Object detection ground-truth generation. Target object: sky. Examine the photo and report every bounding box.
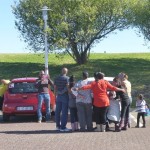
[0,0,150,54]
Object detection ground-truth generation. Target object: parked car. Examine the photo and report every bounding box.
[2,77,55,122]
[87,77,114,83]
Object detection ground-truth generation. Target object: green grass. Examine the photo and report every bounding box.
[0,53,150,106]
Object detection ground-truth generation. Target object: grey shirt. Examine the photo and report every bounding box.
[74,79,92,104]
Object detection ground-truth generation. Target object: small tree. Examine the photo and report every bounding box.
[13,0,136,64]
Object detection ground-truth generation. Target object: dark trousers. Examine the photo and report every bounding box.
[121,102,130,119]
[137,112,146,126]
[119,101,130,128]
[94,106,108,125]
[70,107,78,123]
[76,102,93,131]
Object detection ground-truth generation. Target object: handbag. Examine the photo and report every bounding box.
[145,108,150,116]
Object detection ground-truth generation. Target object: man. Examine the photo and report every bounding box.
[54,67,70,132]
[36,70,54,123]
[74,71,93,132]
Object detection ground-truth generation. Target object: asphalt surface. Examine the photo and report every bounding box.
[0,110,150,150]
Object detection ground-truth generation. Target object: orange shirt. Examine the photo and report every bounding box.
[81,79,117,107]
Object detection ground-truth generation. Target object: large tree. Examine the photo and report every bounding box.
[13,0,137,64]
[129,0,150,41]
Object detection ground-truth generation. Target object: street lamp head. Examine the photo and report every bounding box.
[41,6,50,21]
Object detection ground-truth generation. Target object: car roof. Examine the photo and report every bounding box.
[11,77,38,83]
[87,77,114,82]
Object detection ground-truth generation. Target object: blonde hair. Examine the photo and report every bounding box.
[118,72,128,80]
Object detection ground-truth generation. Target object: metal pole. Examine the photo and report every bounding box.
[42,6,50,75]
[44,18,48,75]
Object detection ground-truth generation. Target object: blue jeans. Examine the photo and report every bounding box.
[37,93,51,121]
[55,94,69,129]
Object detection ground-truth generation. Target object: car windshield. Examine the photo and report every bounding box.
[9,82,38,94]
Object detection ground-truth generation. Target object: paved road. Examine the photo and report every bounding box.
[0,110,150,150]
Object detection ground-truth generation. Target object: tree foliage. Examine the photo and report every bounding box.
[13,0,137,64]
[129,0,150,41]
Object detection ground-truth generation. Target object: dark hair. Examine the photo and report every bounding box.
[139,94,144,100]
[69,75,75,88]
[82,71,89,79]
[113,77,118,82]
[94,72,98,81]
[97,72,105,79]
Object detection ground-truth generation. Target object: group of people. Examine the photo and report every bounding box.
[73,71,131,132]
[36,67,134,132]
[0,67,148,132]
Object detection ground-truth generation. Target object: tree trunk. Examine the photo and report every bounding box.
[70,41,89,65]
[75,52,88,65]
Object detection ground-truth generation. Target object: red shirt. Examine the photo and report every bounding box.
[81,79,117,107]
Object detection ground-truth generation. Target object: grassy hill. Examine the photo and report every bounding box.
[0,53,150,106]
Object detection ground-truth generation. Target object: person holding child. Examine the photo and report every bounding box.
[115,74,130,131]
[36,70,54,123]
[118,72,132,128]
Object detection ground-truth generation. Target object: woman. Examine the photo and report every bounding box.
[75,72,125,132]
[68,75,78,131]
[117,72,131,130]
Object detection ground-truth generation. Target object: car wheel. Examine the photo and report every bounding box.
[3,113,10,122]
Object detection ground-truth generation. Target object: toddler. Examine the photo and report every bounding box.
[135,94,146,128]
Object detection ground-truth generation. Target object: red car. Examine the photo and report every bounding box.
[2,77,55,122]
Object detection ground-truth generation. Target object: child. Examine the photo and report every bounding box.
[68,75,78,131]
[135,94,146,128]
[107,91,121,131]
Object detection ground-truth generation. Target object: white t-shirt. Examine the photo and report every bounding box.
[136,99,146,113]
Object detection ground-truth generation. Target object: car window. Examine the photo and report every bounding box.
[9,82,38,94]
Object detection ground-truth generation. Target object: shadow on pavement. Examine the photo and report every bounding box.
[0,130,72,135]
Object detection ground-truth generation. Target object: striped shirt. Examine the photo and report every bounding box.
[54,75,69,95]
[136,99,146,113]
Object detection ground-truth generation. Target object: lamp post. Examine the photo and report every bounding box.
[41,6,50,75]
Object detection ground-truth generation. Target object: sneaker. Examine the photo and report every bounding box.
[121,127,127,131]
[38,120,41,123]
[135,125,139,128]
[60,128,71,132]
[115,128,121,132]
